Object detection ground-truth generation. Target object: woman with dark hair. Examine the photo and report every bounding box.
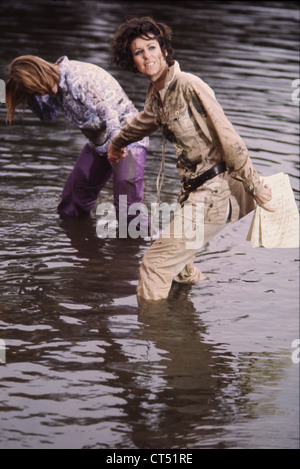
[111,16,174,73]
[6,55,148,219]
[108,17,273,301]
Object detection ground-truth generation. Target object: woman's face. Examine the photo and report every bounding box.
[130,36,168,83]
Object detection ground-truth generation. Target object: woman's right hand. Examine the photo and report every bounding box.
[108,143,126,165]
[253,184,275,212]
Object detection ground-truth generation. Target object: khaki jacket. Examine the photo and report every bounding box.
[112,61,264,223]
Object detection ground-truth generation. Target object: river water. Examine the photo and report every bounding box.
[0,0,299,450]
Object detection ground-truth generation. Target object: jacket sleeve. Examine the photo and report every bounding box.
[111,94,160,149]
[72,80,122,145]
[186,78,264,196]
[27,94,60,121]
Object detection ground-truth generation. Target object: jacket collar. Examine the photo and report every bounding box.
[55,55,69,91]
[164,60,181,89]
[149,61,181,99]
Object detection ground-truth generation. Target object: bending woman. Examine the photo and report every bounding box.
[108,17,273,300]
[6,55,148,219]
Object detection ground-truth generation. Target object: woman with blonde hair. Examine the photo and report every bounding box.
[6,55,148,219]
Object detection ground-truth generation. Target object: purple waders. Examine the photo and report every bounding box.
[57,143,147,221]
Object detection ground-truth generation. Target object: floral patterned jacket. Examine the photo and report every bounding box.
[28,56,148,154]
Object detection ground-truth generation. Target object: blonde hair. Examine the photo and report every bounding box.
[6,55,59,124]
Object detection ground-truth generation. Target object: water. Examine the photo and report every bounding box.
[0,0,299,449]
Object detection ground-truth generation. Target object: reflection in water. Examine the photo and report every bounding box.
[0,0,299,449]
[133,297,231,449]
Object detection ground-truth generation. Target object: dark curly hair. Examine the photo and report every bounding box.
[111,17,174,73]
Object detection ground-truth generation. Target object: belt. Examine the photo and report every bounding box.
[182,161,227,193]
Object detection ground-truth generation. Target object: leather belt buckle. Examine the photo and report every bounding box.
[183,181,192,193]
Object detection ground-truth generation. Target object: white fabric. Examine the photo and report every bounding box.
[247,173,299,248]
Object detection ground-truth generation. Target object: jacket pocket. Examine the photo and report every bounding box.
[170,108,195,137]
[169,108,209,163]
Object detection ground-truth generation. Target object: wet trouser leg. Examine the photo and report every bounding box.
[58,143,147,219]
[137,202,230,301]
[112,144,147,222]
[58,144,112,218]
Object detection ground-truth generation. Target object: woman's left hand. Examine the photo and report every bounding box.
[253,184,275,212]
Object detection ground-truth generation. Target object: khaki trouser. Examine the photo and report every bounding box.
[137,201,229,300]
